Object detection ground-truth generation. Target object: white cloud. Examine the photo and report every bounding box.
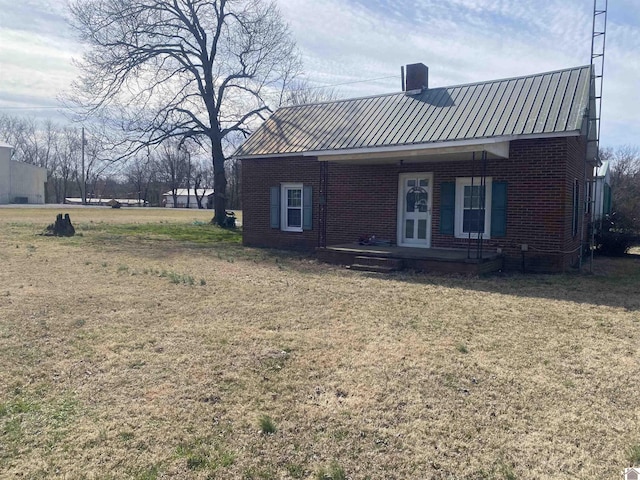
[0,0,637,147]
[277,0,639,147]
[0,0,80,110]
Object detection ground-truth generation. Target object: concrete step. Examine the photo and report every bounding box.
[353,256,404,269]
[348,264,398,273]
[348,256,404,273]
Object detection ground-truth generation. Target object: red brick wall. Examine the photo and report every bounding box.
[242,156,320,250]
[562,136,592,270]
[241,137,592,272]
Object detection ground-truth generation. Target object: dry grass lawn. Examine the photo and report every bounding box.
[0,207,639,479]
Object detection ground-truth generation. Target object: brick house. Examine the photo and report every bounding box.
[234,64,598,273]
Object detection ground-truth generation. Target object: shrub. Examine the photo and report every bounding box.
[594,212,639,256]
[595,231,636,256]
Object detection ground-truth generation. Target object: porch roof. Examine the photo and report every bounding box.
[233,65,593,160]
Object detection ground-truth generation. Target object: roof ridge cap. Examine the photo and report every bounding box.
[277,91,403,110]
[435,65,591,91]
[275,65,590,110]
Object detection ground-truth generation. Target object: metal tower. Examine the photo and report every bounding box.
[583,0,608,271]
[590,0,608,152]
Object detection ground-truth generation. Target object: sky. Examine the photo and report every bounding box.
[0,0,638,148]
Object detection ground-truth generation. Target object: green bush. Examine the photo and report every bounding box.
[594,212,639,256]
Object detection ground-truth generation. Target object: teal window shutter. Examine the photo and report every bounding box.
[491,181,507,237]
[440,182,455,235]
[303,185,313,230]
[604,183,612,215]
[270,186,280,229]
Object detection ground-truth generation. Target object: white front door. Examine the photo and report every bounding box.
[398,173,433,247]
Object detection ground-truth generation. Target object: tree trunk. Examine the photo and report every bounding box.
[54,178,62,203]
[211,136,227,226]
[62,177,68,203]
[185,155,192,209]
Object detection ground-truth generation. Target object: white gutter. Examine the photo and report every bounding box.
[233,130,581,160]
[314,140,510,162]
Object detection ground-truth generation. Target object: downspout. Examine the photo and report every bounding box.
[318,159,329,249]
[478,150,487,261]
[581,68,598,273]
[467,152,475,259]
[579,110,588,272]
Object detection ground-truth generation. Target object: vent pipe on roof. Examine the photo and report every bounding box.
[404,63,428,95]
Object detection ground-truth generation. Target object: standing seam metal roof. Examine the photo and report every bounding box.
[234,65,592,158]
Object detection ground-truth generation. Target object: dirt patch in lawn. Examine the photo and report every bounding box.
[0,207,638,479]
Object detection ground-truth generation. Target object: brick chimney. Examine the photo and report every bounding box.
[404,63,428,94]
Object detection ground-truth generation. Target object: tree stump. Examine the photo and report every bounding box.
[45,213,76,237]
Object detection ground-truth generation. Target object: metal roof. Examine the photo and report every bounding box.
[595,160,610,177]
[234,65,592,158]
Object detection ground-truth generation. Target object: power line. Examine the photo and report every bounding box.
[0,105,70,110]
[297,75,398,91]
[0,74,401,110]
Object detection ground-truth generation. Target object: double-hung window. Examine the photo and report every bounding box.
[455,177,492,239]
[270,184,312,231]
[281,183,303,232]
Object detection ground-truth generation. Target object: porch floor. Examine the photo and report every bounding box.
[317,243,503,274]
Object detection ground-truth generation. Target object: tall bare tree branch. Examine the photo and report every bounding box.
[68,0,301,224]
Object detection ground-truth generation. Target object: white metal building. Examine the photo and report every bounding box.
[593,161,612,221]
[162,188,214,208]
[0,143,47,204]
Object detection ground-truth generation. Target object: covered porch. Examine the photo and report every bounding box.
[317,243,504,275]
[313,139,507,275]
[316,140,509,248]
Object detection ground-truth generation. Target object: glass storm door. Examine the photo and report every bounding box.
[398,173,432,247]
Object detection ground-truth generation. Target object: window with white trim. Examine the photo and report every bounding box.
[281,183,303,232]
[455,177,492,239]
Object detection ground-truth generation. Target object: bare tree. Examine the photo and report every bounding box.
[156,141,189,208]
[601,145,640,230]
[125,153,156,205]
[281,78,340,106]
[55,128,82,203]
[69,0,301,225]
[191,158,212,209]
[0,115,60,201]
[0,115,31,162]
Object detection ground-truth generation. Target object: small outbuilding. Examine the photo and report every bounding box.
[162,188,214,208]
[0,143,47,204]
[593,161,612,222]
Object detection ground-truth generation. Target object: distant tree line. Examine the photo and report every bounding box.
[2,0,343,215]
[0,113,242,208]
[601,145,640,232]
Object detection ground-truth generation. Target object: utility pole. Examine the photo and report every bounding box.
[81,127,86,205]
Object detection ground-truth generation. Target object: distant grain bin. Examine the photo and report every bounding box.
[0,143,47,204]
